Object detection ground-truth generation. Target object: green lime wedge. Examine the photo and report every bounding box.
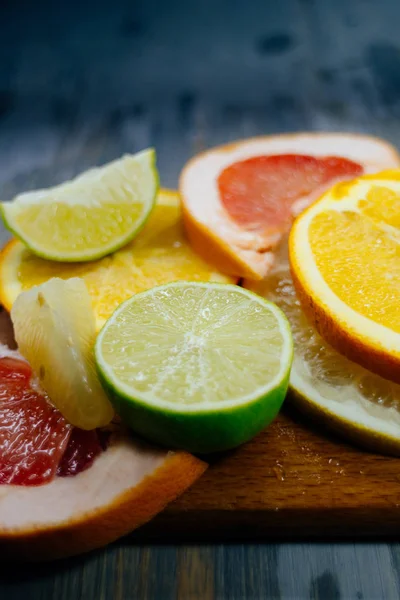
[95,281,293,453]
[1,149,159,262]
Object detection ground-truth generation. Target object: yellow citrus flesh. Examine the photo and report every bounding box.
[289,170,400,382]
[0,190,235,330]
[245,240,400,455]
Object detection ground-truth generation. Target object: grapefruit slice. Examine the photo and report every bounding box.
[0,310,206,561]
[180,133,400,279]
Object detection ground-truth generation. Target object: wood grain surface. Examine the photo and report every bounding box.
[2,0,400,597]
[142,405,400,541]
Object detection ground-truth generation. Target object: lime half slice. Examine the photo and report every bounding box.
[1,149,158,262]
[95,281,293,453]
[11,277,114,430]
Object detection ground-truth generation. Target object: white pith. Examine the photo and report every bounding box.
[0,431,167,529]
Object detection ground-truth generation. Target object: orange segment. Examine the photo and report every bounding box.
[359,186,400,228]
[0,190,235,330]
[289,171,400,383]
[309,209,400,333]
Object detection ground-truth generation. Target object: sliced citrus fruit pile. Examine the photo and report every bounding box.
[290,170,400,383]
[0,190,235,330]
[95,281,293,453]
[246,240,400,454]
[11,277,114,429]
[1,149,158,262]
[180,133,400,279]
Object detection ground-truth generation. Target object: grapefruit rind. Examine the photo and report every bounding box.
[0,443,206,561]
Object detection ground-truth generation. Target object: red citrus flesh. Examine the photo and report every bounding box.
[57,428,109,477]
[0,357,72,485]
[218,154,363,233]
[0,356,106,486]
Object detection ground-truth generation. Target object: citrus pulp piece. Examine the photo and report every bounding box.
[95,281,293,453]
[0,353,72,485]
[245,240,400,455]
[1,149,158,262]
[10,277,114,430]
[180,133,400,279]
[290,170,400,383]
[0,190,235,331]
[0,349,105,485]
[0,310,206,561]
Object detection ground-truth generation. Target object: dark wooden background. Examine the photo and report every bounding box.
[1,0,400,597]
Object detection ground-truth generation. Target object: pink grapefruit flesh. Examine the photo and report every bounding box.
[218,154,363,235]
[0,356,72,486]
[0,352,112,486]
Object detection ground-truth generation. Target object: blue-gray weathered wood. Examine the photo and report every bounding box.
[1,0,400,597]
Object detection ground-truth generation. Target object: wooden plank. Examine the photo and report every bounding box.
[130,406,400,540]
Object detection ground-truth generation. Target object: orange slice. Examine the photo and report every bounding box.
[180,133,400,280]
[290,170,400,383]
[0,189,235,331]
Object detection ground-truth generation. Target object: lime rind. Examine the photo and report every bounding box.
[98,366,290,453]
[1,149,159,263]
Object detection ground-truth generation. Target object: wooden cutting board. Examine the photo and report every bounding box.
[137,404,400,540]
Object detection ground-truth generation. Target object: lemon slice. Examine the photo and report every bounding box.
[11,277,114,430]
[0,190,234,331]
[95,282,293,453]
[1,149,158,262]
[245,241,400,454]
